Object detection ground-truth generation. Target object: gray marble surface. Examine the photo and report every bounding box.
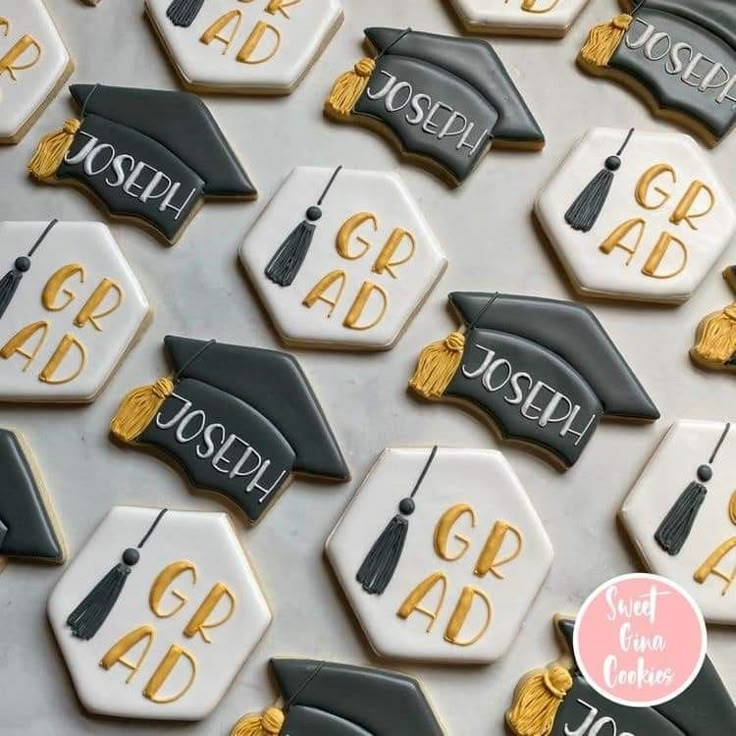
[1,0,735,734]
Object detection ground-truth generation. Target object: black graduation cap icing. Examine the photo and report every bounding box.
[230,659,445,736]
[325,28,544,185]
[579,0,736,145]
[409,292,659,467]
[507,615,736,736]
[110,337,349,524]
[0,429,64,563]
[28,84,257,243]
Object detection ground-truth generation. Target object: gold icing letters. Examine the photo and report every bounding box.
[0,17,42,83]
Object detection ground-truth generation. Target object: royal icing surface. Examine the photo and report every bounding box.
[0,221,149,403]
[536,128,736,303]
[0,0,72,143]
[48,506,272,720]
[621,420,736,625]
[448,0,590,37]
[146,0,343,94]
[326,448,553,664]
[240,167,447,350]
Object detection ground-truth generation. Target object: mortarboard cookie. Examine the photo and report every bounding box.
[324,27,544,186]
[0,0,74,145]
[109,336,350,524]
[507,615,736,736]
[536,127,736,304]
[326,447,553,664]
[409,292,659,468]
[0,428,64,569]
[691,266,736,372]
[230,658,446,735]
[239,166,447,350]
[0,220,149,403]
[27,84,257,244]
[578,0,736,146]
[48,506,272,720]
[145,0,343,95]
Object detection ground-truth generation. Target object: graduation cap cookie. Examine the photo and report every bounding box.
[230,659,445,735]
[0,428,64,567]
[110,336,349,524]
[578,1,736,146]
[507,615,736,736]
[27,84,257,244]
[325,28,544,185]
[409,292,659,468]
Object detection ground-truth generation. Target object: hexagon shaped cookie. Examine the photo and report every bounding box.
[48,506,272,720]
[0,0,73,143]
[0,221,149,402]
[448,0,591,37]
[145,0,342,94]
[240,167,447,350]
[326,447,553,664]
[536,128,736,304]
[621,420,736,626]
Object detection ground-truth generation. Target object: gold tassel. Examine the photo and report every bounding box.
[110,377,175,444]
[694,306,736,365]
[579,14,632,68]
[506,666,573,736]
[409,331,465,400]
[28,118,81,180]
[230,708,285,736]
[325,58,376,118]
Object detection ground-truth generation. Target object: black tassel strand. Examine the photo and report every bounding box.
[655,423,730,556]
[67,509,168,640]
[0,219,58,320]
[166,0,205,27]
[265,165,343,287]
[357,446,439,595]
[565,128,635,233]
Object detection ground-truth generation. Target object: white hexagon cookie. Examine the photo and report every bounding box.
[536,128,736,304]
[145,0,342,94]
[48,506,272,720]
[448,0,590,37]
[326,447,553,664]
[0,221,149,402]
[240,167,447,350]
[0,0,73,144]
[621,420,736,626]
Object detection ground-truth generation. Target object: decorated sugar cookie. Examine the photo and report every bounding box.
[325,28,544,186]
[326,447,553,664]
[110,336,349,524]
[620,420,736,625]
[146,0,343,94]
[48,506,272,720]
[507,615,736,736]
[0,221,149,403]
[691,266,736,371]
[578,1,736,146]
[448,0,591,38]
[0,428,64,568]
[240,166,447,350]
[409,292,659,468]
[28,84,257,244]
[0,0,73,144]
[536,128,736,304]
[230,658,445,735]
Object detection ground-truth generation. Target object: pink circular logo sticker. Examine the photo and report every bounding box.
[574,573,707,707]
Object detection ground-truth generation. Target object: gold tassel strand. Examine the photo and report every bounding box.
[110,377,175,444]
[230,708,285,736]
[579,14,632,68]
[506,666,573,736]
[694,306,736,365]
[28,119,81,180]
[325,58,376,118]
[409,331,465,400]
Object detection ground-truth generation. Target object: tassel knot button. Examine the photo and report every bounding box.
[398,498,416,516]
[122,548,140,566]
[697,465,713,482]
[14,257,31,272]
[605,155,621,171]
[306,206,322,222]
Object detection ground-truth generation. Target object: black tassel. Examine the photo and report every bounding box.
[565,128,634,233]
[0,262,28,319]
[166,0,205,27]
[264,215,318,287]
[654,481,707,556]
